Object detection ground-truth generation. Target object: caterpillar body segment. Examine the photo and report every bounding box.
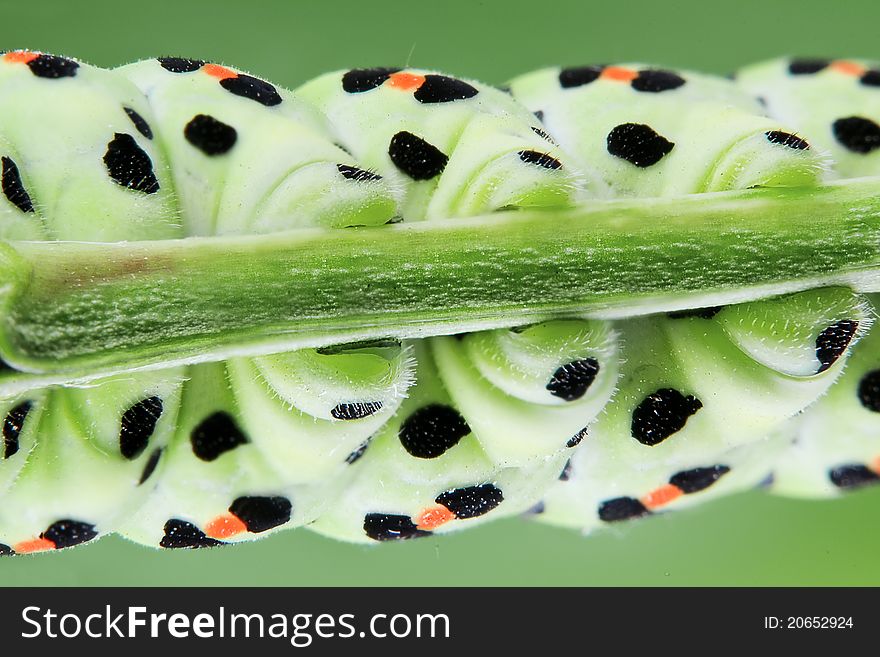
[536,431,792,531]
[0,52,179,242]
[508,63,827,198]
[530,293,869,531]
[309,340,582,542]
[0,371,184,553]
[737,58,880,179]
[768,308,880,498]
[115,361,335,548]
[297,68,581,219]
[118,59,397,234]
[431,322,619,465]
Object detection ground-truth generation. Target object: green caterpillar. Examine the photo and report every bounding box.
[0,51,875,555]
[516,59,880,528]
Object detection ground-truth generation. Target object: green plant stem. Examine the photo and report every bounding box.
[2,178,880,392]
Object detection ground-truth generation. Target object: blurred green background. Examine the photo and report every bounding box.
[2,0,880,586]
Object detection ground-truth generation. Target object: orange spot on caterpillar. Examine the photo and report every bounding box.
[203,63,237,80]
[640,484,683,509]
[3,50,39,65]
[387,72,426,91]
[13,537,55,554]
[205,514,247,539]
[601,66,638,82]
[415,505,456,530]
[831,60,866,76]
[869,456,880,475]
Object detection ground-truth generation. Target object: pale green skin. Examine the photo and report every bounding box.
[0,54,877,552]
[0,58,183,547]
[508,64,826,198]
[297,69,577,219]
[536,293,868,530]
[311,338,603,541]
[737,58,880,179]
[0,56,609,550]
[768,309,880,498]
[508,64,872,530]
[734,59,880,498]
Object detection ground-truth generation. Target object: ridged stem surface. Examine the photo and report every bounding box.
[1,178,880,392]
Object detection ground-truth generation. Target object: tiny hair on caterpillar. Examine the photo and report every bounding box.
[0,50,878,555]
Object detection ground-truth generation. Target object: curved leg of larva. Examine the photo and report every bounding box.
[308,340,570,543]
[736,57,880,179]
[227,342,414,485]
[421,113,576,219]
[768,298,880,498]
[430,320,618,466]
[117,362,314,548]
[297,68,582,222]
[664,288,870,449]
[529,288,869,531]
[0,371,183,555]
[116,59,396,236]
[0,52,179,241]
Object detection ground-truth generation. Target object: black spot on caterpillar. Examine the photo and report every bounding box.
[219,74,282,107]
[546,359,600,401]
[669,465,730,493]
[119,396,163,460]
[436,484,504,519]
[336,164,383,182]
[788,58,830,75]
[829,465,880,490]
[518,150,563,170]
[190,412,249,462]
[124,107,154,140]
[41,520,98,549]
[184,114,238,156]
[558,66,603,88]
[413,75,478,103]
[388,131,449,180]
[815,320,858,372]
[228,496,292,533]
[25,53,78,78]
[3,401,32,459]
[598,497,650,522]
[765,130,810,150]
[1,157,35,213]
[832,117,880,154]
[363,513,431,541]
[103,133,160,194]
[631,69,686,93]
[857,369,880,412]
[342,67,402,93]
[137,448,163,485]
[398,404,471,459]
[160,519,226,549]
[606,123,675,167]
[158,57,205,73]
[631,389,703,446]
[331,401,384,420]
